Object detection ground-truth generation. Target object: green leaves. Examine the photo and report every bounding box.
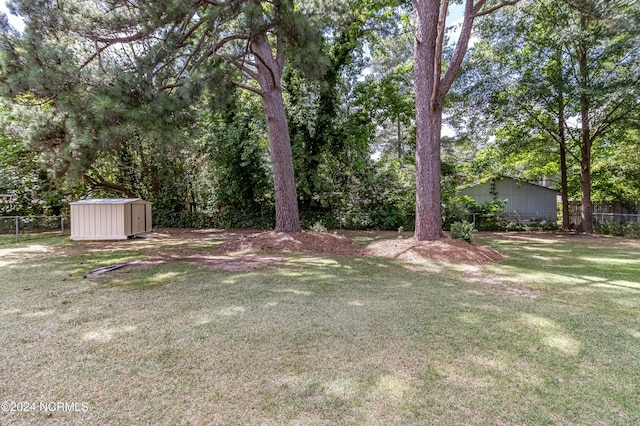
[459,0,640,205]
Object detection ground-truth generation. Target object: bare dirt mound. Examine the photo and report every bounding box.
[222,231,362,256]
[363,236,505,263]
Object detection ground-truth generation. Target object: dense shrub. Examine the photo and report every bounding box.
[300,211,340,231]
[597,221,640,238]
[505,221,525,231]
[368,206,408,230]
[624,222,640,238]
[596,221,625,236]
[450,221,474,243]
[443,196,508,231]
[339,208,415,231]
[308,221,328,232]
[442,196,474,230]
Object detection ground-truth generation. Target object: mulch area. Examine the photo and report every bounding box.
[220,231,362,256]
[202,229,504,264]
[362,236,505,263]
[196,230,505,264]
[68,228,509,276]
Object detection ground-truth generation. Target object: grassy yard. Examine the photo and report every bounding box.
[1,231,639,425]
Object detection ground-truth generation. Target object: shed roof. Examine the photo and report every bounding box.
[70,198,147,205]
[460,177,559,193]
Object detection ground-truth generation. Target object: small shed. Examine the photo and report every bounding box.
[459,177,559,221]
[70,198,152,241]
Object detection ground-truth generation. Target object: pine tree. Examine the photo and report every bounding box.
[2,0,326,232]
[411,0,519,240]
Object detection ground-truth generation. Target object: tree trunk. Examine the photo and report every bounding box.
[411,0,517,240]
[251,29,301,232]
[556,48,570,230]
[578,15,593,234]
[413,2,443,241]
[580,123,593,233]
[414,106,443,241]
[261,88,301,232]
[397,116,403,159]
[559,138,570,229]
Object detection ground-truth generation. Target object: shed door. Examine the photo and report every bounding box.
[131,203,146,234]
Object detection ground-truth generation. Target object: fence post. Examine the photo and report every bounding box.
[61,215,64,235]
[15,216,19,242]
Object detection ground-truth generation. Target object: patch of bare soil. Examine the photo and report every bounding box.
[221,231,362,256]
[57,228,260,256]
[60,228,285,273]
[363,236,505,264]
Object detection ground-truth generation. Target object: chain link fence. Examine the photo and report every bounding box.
[0,216,70,243]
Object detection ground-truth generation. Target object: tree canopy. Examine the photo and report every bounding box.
[1,0,639,236]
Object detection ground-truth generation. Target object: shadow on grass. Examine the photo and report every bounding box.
[476,233,640,293]
[1,233,640,424]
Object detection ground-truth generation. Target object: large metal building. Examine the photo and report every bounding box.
[459,177,559,221]
[70,198,152,241]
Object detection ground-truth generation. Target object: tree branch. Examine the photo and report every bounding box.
[156,82,185,93]
[276,33,285,73]
[88,28,154,44]
[563,126,583,162]
[524,108,560,145]
[431,0,449,110]
[229,58,259,80]
[84,174,137,198]
[79,43,111,71]
[250,38,278,89]
[231,80,264,96]
[177,18,207,48]
[213,34,250,54]
[439,0,477,104]
[473,0,520,18]
[176,19,217,78]
[591,97,639,140]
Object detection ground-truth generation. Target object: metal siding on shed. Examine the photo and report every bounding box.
[95,204,100,236]
[131,203,144,234]
[115,204,124,236]
[70,204,79,239]
[124,203,132,236]
[145,202,152,232]
[80,204,88,238]
[459,178,558,219]
[459,182,493,203]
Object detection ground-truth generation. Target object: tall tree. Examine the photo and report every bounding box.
[411,0,519,241]
[206,90,274,227]
[285,0,405,218]
[2,0,326,232]
[462,0,640,232]
[458,2,575,228]
[569,1,640,232]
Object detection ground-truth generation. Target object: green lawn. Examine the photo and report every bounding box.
[1,232,639,425]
